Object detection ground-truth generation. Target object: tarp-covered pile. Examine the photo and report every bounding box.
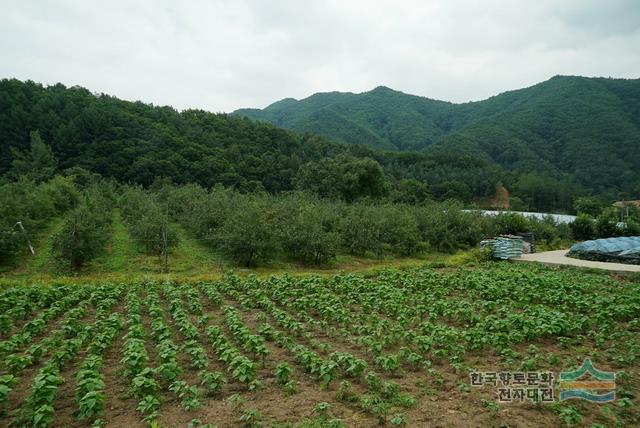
[480,236,524,259]
[567,236,640,265]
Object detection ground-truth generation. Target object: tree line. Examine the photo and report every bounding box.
[0,78,603,212]
[1,130,636,271]
[1,175,611,271]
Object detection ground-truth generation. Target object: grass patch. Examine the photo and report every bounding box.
[27,217,65,273]
[157,223,223,274]
[90,209,136,272]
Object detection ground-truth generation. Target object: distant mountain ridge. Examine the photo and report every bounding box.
[234,76,640,193]
[1,76,638,207]
[235,85,457,151]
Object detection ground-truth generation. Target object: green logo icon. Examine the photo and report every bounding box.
[558,359,615,403]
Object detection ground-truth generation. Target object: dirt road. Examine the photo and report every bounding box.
[515,249,640,272]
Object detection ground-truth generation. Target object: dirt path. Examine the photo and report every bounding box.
[515,249,640,272]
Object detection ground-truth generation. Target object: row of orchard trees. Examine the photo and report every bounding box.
[0,129,628,270]
[119,187,178,257]
[0,175,118,270]
[51,185,180,270]
[0,179,178,271]
[2,178,582,271]
[166,185,575,267]
[0,176,79,264]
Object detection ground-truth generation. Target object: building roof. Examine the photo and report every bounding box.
[613,200,640,208]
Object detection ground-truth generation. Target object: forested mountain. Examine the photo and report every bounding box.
[235,76,640,195]
[236,86,455,151]
[0,77,636,213]
[0,79,345,192]
[0,79,507,206]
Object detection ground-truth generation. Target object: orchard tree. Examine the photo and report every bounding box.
[218,196,280,267]
[51,193,111,270]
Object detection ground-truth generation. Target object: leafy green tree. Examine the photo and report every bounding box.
[515,173,579,213]
[494,213,529,234]
[63,166,103,189]
[119,186,179,256]
[595,208,622,238]
[570,214,596,241]
[51,189,111,270]
[377,204,423,256]
[416,201,484,252]
[168,184,235,243]
[0,177,78,263]
[430,180,471,203]
[390,179,431,204]
[218,196,280,267]
[339,204,385,257]
[573,197,605,217]
[276,195,340,265]
[41,176,80,213]
[10,131,57,182]
[295,156,387,202]
[508,196,526,211]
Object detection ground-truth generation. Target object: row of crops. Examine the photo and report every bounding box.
[0,264,638,426]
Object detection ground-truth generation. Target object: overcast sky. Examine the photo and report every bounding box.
[1,0,639,112]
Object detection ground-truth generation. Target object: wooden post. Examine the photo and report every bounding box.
[162,204,169,272]
[162,221,168,272]
[16,221,35,255]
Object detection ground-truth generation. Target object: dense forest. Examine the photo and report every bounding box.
[236,75,640,197]
[1,78,624,212]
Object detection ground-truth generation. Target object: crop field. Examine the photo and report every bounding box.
[0,264,638,427]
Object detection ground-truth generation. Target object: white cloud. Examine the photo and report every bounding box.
[0,0,638,111]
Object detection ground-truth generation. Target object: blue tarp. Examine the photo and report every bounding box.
[568,236,640,264]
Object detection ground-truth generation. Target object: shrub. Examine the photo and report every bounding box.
[570,214,596,241]
[417,201,483,252]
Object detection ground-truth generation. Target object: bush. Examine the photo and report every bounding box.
[570,214,596,241]
[162,185,575,265]
[527,217,560,243]
[377,204,423,256]
[595,208,622,238]
[417,201,483,252]
[494,213,529,234]
[339,204,385,257]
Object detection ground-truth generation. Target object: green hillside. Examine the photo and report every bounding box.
[235,76,640,194]
[236,86,457,151]
[2,77,638,212]
[0,79,519,206]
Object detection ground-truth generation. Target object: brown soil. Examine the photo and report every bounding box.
[1,282,636,428]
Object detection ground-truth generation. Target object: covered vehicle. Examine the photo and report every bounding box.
[567,236,640,264]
